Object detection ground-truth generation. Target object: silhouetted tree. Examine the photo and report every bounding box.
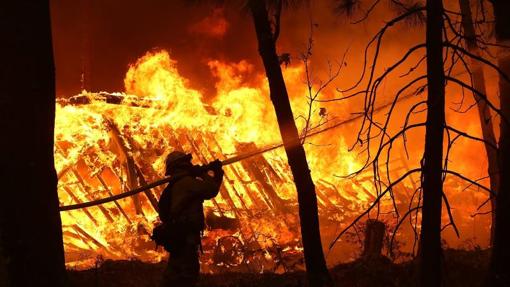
[331,0,504,286]
[247,1,332,286]
[488,0,510,285]
[458,0,499,244]
[0,1,68,286]
[331,2,447,285]
[419,0,446,285]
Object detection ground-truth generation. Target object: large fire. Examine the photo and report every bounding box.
[55,50,491,272]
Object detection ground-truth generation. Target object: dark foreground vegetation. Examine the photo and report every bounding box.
[68,248,489,287]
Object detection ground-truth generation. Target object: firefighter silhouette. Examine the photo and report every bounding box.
[155,151,224,287]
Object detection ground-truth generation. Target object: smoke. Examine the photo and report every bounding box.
[51,0,255,97]
[188,8,230,38]
[50,0,424,100]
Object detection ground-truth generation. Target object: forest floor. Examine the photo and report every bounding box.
[67,248,490,287]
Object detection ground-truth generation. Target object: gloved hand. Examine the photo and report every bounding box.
[209,159,223,171]
[210,159,224,182]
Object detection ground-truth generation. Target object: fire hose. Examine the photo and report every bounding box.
[59,146,279,211]
[59,92,416,212]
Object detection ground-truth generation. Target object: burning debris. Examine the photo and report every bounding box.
[54,50,488,274]
[54,50,396,271]
[56,91,379,271]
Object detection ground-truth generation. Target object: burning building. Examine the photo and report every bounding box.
[55,49,491,272]
[55,50,386,270]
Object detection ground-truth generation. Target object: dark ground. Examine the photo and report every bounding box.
[67,248,490,287]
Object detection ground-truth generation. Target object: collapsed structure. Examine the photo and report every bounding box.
[55,50,489,272]
[55,90,397,272]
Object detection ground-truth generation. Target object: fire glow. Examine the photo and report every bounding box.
[55,50,491,271]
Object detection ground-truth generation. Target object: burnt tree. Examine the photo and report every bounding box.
[458,0,499,244]
[0,1,68,286]
[489,0,510,285]
[330,0,505,286]
[420,0,446,286]
[362,220,386,261]
[248,1,332,286]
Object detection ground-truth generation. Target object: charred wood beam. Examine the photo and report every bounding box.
[55,145,90,217]
[62,230,85,243]
[205,212,240,231]
[236,142,285,187]
[124,159,144,215]
[236,143,288,212]
[71,225,106,250]
[314,185,336,209]
[210,198,226,217]
[67,211,128,258]
[166,129,186,152]
[317,180,346,206]
[57,165,72,180]
[351,179,377,202]
[71,224,118,257]
[317,179,356,212]
[262,158,285,185]
[231,155,296,233]
[62,228,96,251]
[241,159,287,212]
[62,186,98,226]
[252,181,278,211]
[104,118,145,215]
[70,168,115,223]
[58,92,216,114]
[236,142,288,210]
[228,165,268,210]
[123,133,162,209]
[222,176,252,216]
[273,159,294,183]
[134,165,160,212]
[57,92,156,108]
[313,189,327,210]
[96,173,132,224]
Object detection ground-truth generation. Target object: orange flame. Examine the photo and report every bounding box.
[55,49,491,270]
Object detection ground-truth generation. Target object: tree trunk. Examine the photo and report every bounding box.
[489,1,510,285]
[0,1,68,286]
[247,1,331,286]
[362,220,386,261]
[420,0,446,286]
[458,0,499,244]
[0,230,8,286]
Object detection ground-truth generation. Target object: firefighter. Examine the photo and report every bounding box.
[157,151,224,287]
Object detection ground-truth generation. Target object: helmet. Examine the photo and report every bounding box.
[165,151,192,174]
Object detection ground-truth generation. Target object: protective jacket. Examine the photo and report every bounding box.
[158,170,222,232]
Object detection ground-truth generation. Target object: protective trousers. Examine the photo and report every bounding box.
[160,233,200,287]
